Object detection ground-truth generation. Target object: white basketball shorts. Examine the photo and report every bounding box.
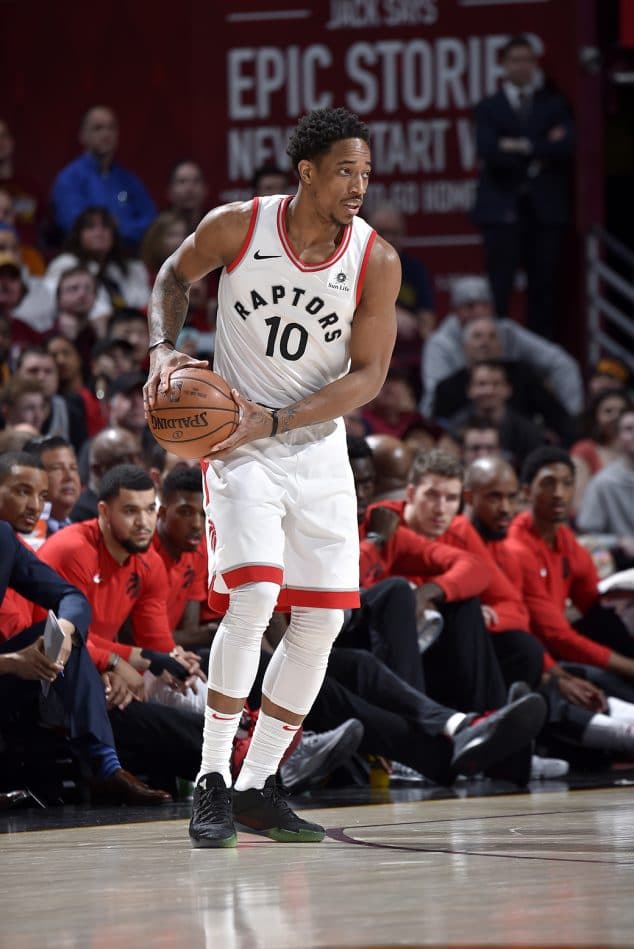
[201,419,360,613]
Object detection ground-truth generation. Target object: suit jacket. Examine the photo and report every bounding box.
[0,520,90,640]
[472,84,574,226]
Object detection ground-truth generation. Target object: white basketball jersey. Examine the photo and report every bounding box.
[214,195,376,407]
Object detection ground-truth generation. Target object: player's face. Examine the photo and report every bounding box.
[350,456,376,524]
[308,138,371,227]
[40,446,81,518]
[103,488,157,553]
[406,474,462,538]
[0,465,49,533]
[528,463,575,525]
[471,470,519,536]
[160,491,205,552]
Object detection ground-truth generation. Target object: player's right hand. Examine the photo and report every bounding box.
[143,345,209,416]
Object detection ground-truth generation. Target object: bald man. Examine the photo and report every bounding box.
[365,434,413,500]
[71,426,142,522]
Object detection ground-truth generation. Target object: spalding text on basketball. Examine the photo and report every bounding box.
[150,411,210,431]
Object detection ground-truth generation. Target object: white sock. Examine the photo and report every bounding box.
[443,712,467,737]
[196,705,242,787]
[234,711,300,791]
[607,696,634,724]
[582,714,634,754]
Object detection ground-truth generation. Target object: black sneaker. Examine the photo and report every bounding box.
[189,772,237,849]
[233,775,326,842]
[450,693,547,778]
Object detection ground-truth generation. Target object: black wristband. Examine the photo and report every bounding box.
[148,338,175,354]
[270,409,279,436]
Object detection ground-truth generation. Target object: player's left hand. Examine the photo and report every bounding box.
[205,389,276,459]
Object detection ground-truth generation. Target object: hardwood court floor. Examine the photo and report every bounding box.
[1,786,633,948]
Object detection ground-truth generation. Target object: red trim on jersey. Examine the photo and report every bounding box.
[222,564,284,589]
[276,195,352,272]
[226,198,260,273]
[200,459,210,507]
[355,230,376,307]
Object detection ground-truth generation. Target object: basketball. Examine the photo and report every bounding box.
[148,367,239,459]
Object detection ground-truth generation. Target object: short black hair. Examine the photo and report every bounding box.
[347,436,373,462]
[0,450,44,483]
[15,346,53,370]
[23,435,72,459]
[287,108,370,169]
[162,467,203,503]
[409,449,464,486]
[502,34,535,58]
[520,447,575,485]
[98,464,154,502]
[107,307,147,335]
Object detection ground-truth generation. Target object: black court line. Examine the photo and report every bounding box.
[326,800,634,865]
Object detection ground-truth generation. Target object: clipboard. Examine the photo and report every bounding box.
[41,610,65,697]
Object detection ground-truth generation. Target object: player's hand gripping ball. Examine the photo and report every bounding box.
[148,367,239,459]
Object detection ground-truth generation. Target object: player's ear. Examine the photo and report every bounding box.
[405,482,415,503]
[97,499,108,521]
[297,159,313,186]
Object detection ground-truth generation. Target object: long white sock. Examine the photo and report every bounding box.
[607,696,634,724]
[582,714,634,754]
[196,706,242,787]
[234,711,300,791]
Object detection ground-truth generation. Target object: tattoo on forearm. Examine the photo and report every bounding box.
[149,264,191,343]
[279,405,299,433]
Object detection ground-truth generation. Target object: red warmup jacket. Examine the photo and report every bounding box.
[505,511,610,668]
[38,520,175,672]
[360,500,491,600]
[151,533,208,631]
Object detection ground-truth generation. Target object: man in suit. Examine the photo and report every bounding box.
[472,35,575,338]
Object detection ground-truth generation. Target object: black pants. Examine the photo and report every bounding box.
[109,702,203,783]
[0,622,114,748]
[491,629,545,691]
[481,208,565,338]
[337,578,425,693]
[575,603,634,659]
[249,648,456,784]
[422,598,508,713]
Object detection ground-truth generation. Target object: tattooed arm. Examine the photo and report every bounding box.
[144,201,253,410]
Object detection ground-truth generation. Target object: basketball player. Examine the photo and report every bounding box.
[144,108,400,847]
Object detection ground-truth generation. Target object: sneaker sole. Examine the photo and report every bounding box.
[235,821,325,843]
[451,694,547,777]
[190,832,238,849]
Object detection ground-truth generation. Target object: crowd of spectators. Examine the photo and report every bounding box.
[1,50,634,810]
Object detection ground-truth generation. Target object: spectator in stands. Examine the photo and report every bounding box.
[367,204,435,396]
[0,312,10,387]
[365,434,413,501]
[448,360,546,469]
[0,119,44,247]
[46,335,104,438]
[50,106,156,249]
[362,369,434,440]
[71,426,142,523]
[0,196,45,275]
[571,388,632,515]
[45,208,150,336]
[421,275,583,418]
[577,407,634,568]
[0,245,56,343]
[104,371,147,441]
[106,308,150,371]
[23,435,81,534]
[459,418,503,466]
[15,347,87,452]
[252,164,291,197]
[433,314,576,444]
[140,210,189,282]
[471,35,574,338]
[587,357,632,399]
[52,266,99,362]
[0,376,49,434]
[90,338,135,403]
[507,447,634,698]
[166,160,209,232]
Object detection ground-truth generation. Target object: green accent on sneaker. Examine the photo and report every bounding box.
[264,826,325,843]
[191,831,238,849]
[233,775,326,843]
